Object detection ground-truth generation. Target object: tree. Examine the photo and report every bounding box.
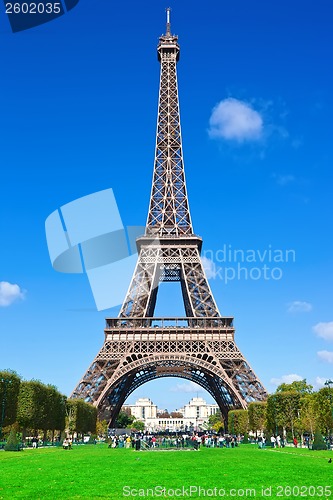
[4,428,20,452]
[228,410,248,435]
[17,380,47,433]
[276,379,313,395]
[52,391,67,436]
[299,394,317,439]
[85,404,97,435]
[115,411,135,429]
[130,420,145,432]
[158,411,170,418]
[96,419,108,438]
[267,382,311,438]
[41,385,66,442]
[0,370,21,433]
[248,402,267,436]
[266,392,301,438]
[208,411,224,433]
[66,399,78,436]
[65,399,97,438]
[312,429,327,451]
[242,433,249,444]
[266,395,278,434]
[170,412,183,418]
[314,387,333,435]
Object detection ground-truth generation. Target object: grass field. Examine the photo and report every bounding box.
[0,444,332,499]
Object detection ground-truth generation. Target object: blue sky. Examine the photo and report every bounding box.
[1,0,332,411]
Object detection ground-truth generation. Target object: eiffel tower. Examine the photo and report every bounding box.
[71,9,267,425]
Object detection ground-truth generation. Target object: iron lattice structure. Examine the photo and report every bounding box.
[71,11,267,425]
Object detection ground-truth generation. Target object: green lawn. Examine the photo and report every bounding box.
[0,444,332,499]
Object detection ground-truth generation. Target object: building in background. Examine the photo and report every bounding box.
[123,397,157,421]
[123,396,219,432]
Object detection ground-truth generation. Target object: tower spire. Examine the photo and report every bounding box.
[166,7,171,36]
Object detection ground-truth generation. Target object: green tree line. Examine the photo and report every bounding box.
[0,370,96,442]
[208,379,333,440]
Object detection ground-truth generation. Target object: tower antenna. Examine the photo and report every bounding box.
[166,7,171,35]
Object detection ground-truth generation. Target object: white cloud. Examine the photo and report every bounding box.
[170,381,203,394]
[208,98,263,142]
[317,351,333,364]
[270,374,303,386]
[0,281,25,307]
[201,256,217,279]
[313,376,328,389]
[313,322,333,341]
[287,301,312,313]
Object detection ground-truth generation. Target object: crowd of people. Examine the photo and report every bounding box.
[107,433,244,450]
[22,431,332,452]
